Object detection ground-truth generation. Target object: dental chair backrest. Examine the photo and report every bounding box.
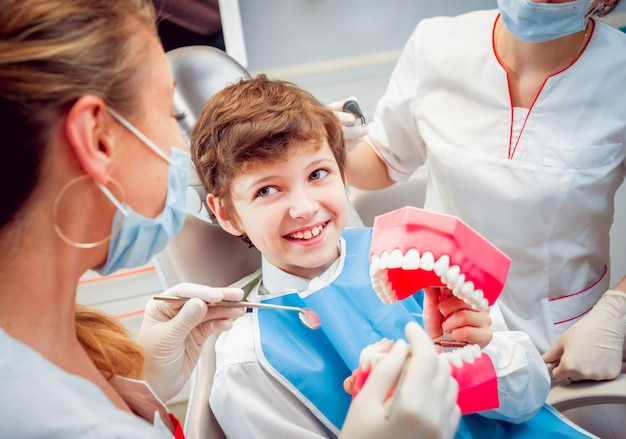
[155,45,260,291]
[154,45,364,439]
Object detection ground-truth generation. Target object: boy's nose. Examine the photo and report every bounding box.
[288,190,319,220]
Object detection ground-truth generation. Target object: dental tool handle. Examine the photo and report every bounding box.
[216,300,304,313]
[153,295,304,313]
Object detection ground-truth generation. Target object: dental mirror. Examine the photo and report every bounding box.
[154,296,321,330]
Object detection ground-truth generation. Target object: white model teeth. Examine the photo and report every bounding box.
[419,251,435,270]
[289,224,324,240]
[359,338,394,369]
[433,254,450,276]
[402,248,420,270]
[388,249,404,268]
[443,343,482,368]
[361,340,483,375]
[372,274,396,304]
[370,249,489,310]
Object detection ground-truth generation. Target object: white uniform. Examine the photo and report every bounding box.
[210,235,550,439]
[0,329,176,438]
[367,10,626,353]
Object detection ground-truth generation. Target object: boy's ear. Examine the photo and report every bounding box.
[64,95,115,185]
[207,194,244,237]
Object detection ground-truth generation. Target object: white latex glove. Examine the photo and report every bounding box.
[328,96,369,152]
[543,289,626,382]
[340,322,460,439]
[137,282,245,401]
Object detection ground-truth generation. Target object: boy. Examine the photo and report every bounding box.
[190,75,589,438]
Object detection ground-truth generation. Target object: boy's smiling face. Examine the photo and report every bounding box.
[210,138,348,280]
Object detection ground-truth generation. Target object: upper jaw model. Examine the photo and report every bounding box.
[370,206,511,311]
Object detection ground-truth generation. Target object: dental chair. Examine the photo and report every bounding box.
[156,44,625,439]
[153,45,260,439]
[153,45,362,439]
[351,169,626,439]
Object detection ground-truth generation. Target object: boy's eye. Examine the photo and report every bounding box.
[257,186,278,198]
[310,169,329,181]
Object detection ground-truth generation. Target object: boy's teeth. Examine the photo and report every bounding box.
[369,250,490,310]
[290,224,323,240]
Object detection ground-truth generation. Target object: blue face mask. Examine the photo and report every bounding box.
[95,108,190,276]
[498,0,594,43]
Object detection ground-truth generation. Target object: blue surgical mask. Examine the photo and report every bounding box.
[498,0,594,43]
[95,108,190,276]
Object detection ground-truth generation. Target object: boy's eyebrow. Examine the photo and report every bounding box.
[243,175,280,193]
[307,157,335,168]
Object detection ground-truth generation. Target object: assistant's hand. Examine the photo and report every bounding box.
[137,282,245,401]
[423,287,493,349]
[328,97,369,152]
[340,322,460,439]
[543,289,626,382]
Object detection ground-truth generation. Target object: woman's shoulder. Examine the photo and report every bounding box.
[594,19,626,49]
[0,340,160,438]
[408,9,498,61]
[416,8,498,34]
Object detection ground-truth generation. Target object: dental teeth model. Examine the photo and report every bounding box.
[351,337,499,415]
[369,206,511,311]
[360,207,509,413]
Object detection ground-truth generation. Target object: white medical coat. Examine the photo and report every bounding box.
[368,10,626,353]
[210,237,550,439]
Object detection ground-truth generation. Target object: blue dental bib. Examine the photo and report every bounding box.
[255,228,593,438]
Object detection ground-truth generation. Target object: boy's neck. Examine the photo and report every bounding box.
[261,242,343,295]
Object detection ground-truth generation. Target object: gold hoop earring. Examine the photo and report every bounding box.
[53,175,126,249]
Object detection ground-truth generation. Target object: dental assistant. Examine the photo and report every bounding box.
[343,0,626,383]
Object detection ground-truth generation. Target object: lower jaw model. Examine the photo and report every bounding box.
[356,206,512,414]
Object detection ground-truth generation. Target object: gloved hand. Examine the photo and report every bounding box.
[328,97,369,152]
[543,289,626,382]
[137,282,245,401]
[423,287,493,349]
[340,322,460,439]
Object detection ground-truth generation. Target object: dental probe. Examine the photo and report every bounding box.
[153,295,321,330]
[342,99,366,126]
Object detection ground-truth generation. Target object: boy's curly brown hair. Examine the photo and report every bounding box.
[191,74,346,227]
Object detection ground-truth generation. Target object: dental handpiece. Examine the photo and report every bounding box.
[342,100,366,126]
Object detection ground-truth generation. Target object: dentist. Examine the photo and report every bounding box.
[342,0,626,383]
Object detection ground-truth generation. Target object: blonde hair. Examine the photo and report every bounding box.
[0,0,157,228]
[75,305,144,380]
[0,0,158,379]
